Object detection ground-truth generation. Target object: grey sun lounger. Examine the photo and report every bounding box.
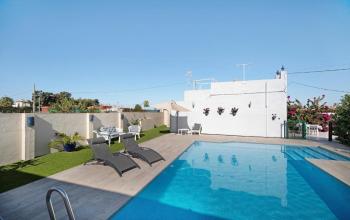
[88,137,140,176]
[121,134,165,166]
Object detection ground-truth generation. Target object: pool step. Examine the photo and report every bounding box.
[290,148,315,160]
[308,147,350,161]
[302,148,331,160]
[284,146,350,161]
[284,149,304,160]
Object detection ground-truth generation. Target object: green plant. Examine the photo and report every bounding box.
[288,95,334,131]
[143,100,150,108]
[129,119,140,125]
[334,94,350,145]
[134,104,142,112]
[48,132,82,150]
[0,96,14,107]
[50,97,76,113]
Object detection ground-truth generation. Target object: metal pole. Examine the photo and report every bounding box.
[236,63,251,81]
[302,121,306,139]
[176,111,179,131]
[38,95,41,113]
[32,84,36,113]
[328,121,333,142]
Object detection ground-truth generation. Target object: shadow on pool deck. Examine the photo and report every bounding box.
[0,173,131,220]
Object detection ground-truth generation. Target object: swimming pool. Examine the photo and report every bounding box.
[110,142,350,220]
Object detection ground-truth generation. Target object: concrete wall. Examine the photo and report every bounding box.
[35,113,122,157]
[34,113,88,156]
[93,113,121,130]
[171,71,287,137]
[122,112,165,131]
[0,114,22,165]
[0,112,163,165]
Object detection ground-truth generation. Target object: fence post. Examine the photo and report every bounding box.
[302,121,306,139]
[284,120,288,139]
[328,121,333,142]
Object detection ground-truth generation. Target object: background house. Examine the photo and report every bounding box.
[12,99,32,108]
[170,68,288,138]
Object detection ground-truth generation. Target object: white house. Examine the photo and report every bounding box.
[12,99,32,108]
[171,68,288,138]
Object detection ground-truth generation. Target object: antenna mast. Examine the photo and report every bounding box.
[32,84,36,113]
[236,63,252,81]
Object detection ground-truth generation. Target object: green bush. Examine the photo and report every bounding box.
[334,94,350,145]
[134,104,143,112]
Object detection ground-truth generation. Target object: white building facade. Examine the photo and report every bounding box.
[12,99,32,108]
[171,69,288,138]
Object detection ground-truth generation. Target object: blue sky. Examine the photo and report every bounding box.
[0,0,349,107]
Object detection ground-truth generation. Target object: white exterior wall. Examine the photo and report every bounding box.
[172,71,287,137]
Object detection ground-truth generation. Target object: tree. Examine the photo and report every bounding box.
[0,96,14,107]
[56,91,72,101]
[33,90,57,107]
[134,104,143,112]
[50,97,76,113]
[143,100,150,108]
[287,95,333,131]
[76,98,99,111]
[287,96,303,121]
[334,94,350,145]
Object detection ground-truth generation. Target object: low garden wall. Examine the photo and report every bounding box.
[0,114,23,165]
[0,112,165,166]
[122,112,165,131]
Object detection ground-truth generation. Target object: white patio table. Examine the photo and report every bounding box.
[93,129,125,146]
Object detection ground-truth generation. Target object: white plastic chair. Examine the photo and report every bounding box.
[128,125,141,140]
[189,123,202,135]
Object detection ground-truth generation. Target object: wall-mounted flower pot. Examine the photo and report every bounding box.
[217,107,224,115]
[203,108,210,116]
[230,108,239,116]
[63,143,76,152]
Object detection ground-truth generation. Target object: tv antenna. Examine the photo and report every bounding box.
[236,63,252,81]
[186,70,193,88]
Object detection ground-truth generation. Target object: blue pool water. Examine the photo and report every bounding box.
[110,142,350,220]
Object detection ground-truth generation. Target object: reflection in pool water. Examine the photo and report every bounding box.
[111,142,350,220]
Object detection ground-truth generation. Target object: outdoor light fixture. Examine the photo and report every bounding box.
[248,101,252,108]
[272,114,277,120]
[26,116,35,127]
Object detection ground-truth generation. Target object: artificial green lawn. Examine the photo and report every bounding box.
[0,125,169,193]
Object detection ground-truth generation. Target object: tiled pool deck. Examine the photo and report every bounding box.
[0,133,349,220]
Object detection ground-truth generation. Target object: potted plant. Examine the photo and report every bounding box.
[230,107,239,116]
[217,107,225,115]
[49,132,82,152]
[203,108,210,116]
